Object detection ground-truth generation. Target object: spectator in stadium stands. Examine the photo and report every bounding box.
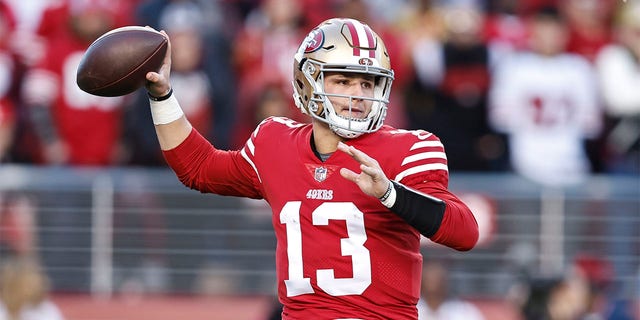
[136,0,235,38]
[111,173,170,294]
[19,0,133,165]
[17,0,133,293]
[405,1,508,171]
[394,0,447,94]
[135,0,237,151]
[520,255,637,320]
[0,257,65,320]
[232,83,297,147]
[2,0,52,69]
[594,4,640,308]
[520,273,589,320]
[125,1,232,165]
[560,0,614,63]
[572,254,636,320]
[0,2,17,162]
[558,0,614,173]
[488,5,602,186]
[2,0,59,163]
[595,0,640,174]
[230,0,308,148]
[417,260,485,320]
[483,0,528,58]
[0,192,37,257]
[0,3,39,263]
[297,0,337,30]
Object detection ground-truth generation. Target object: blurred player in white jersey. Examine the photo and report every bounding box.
[489,6,602,186]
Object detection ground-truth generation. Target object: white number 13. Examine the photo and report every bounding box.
[280,201,371,297]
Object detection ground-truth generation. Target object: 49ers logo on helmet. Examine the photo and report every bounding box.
[359,58,373,66]
[302,29,324,53]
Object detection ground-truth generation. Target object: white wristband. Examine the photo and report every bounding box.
[149,93,184,125]
[381,183,397,208]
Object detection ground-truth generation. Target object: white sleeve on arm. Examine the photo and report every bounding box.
[596,46,640,116]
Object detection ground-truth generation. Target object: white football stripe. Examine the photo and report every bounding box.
[246,137,255,155]
[252,124,261,137]
[353,22,371,52]
[410,140,444,151]
[394,163,448,181]
[240,147,262,182]
[401,152,447,166]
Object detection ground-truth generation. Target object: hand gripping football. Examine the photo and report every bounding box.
[76,26,168,97]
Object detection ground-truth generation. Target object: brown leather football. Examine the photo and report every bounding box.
[76,26,168,97]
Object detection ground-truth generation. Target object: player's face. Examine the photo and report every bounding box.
[323,72,375,119]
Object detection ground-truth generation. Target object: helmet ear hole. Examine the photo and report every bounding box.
[294,80,309,102]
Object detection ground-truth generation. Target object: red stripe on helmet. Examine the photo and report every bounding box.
[363,25,376,58]
[344,20,361,57]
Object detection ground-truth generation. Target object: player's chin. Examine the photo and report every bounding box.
[338,111,367,120]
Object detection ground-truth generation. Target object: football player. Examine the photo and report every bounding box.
[145,18,479,320]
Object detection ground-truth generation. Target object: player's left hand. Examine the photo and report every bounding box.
[337,141,391,199]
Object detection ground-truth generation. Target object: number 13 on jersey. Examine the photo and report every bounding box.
[280,201,372,297]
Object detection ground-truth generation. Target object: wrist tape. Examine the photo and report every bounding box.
[379,181,397,208]
[149,90,184,125]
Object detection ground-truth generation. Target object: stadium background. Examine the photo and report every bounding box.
[0,0,638,319]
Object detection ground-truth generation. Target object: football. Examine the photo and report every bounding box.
[76,26,168,97]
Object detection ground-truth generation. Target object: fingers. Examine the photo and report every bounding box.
[340,153,389,199]
[336,141,353,156]
[340,164,379,182]
[160,30,170,45]
[159,30,172,66]
[338,142,385,181]
[337,141,377,167]
[145,29,172,96]
[146,71,160,82]
[339,167,358,183]
[359,164,380,178]
[144,28,171,79]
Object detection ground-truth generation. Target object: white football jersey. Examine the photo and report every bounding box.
[489,52,602,186]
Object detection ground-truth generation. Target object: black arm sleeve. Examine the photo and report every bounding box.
[389,181,446,237]
[29,104,59,144]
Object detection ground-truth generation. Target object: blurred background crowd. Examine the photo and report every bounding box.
[0,0,637,177]
[0,0,638,319]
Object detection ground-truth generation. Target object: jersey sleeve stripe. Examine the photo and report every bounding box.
[401,152,447,166]
[246,137,256,155]
[394,163,449,181]
[410,140,444,150]
[240,147,262,182]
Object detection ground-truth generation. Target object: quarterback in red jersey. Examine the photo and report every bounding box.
[145,18,478,320]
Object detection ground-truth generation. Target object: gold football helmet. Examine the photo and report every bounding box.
[292,18,394,138]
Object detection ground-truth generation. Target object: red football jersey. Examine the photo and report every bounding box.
[164,117,478,319]
[23,31,125,165]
